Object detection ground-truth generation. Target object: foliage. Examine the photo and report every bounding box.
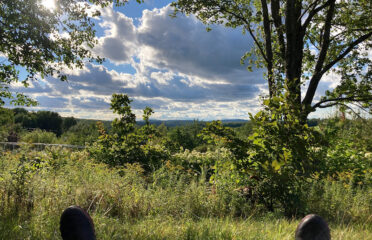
[13,108,37,128]
[167,121,204,151]
[172,148,234,183]
[0,107,14,141]
[0,107,14,126]
[247,96,327,215]
[62,117,77,132]
[318,117,372,186]
[21,129,58,144]
[90,94,168,169]
[13,109,62,134]
[33,111,63,136]
[201,96,327,215]
[61,121,99,146]
[200,120,250,160]
[235,121,254,139]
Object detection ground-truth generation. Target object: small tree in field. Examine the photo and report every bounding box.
[90,94,167,170]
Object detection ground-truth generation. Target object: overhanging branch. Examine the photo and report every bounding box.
[312,96,372,110]
[219,5,269,64]
[320,32,372,75]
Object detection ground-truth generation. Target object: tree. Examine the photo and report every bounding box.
[91,93,167,169]
[0,107,14,126]
[0,107,14,141]
[35,111,63,136]
[61,121,99,145]
[110,93,136,137]
[0,0,127,106]
[173,0,372,121]
[62,116,77,132]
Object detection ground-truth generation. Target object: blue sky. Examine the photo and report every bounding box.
[7,0,339,120]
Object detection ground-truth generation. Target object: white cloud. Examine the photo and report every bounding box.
[94,6,137,64]
[11,4,270,120]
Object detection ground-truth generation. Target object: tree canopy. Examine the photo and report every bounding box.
[173,0,372,120]
[0,0,128,106]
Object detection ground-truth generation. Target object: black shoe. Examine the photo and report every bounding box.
[295,214,330,240]
[60,206,96,240]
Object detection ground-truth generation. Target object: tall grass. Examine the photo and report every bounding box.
[0,147,371,239]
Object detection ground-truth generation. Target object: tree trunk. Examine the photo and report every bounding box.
[285,0,304,119]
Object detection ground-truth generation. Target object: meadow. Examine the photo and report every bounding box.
[1,103,372,239]
[0,144,370,239]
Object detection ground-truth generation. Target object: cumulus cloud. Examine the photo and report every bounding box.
[12,4,268,120]
[93,7,137,65]
[136,6,263,85]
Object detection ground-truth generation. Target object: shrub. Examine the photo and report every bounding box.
[21,129,58,144]
[202,96,327,216]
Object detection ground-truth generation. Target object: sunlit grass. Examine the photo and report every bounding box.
[0,148,371,239]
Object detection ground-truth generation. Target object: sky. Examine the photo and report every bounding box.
[6,0,341,120]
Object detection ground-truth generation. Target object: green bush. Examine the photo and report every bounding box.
[61,121,99,146]
[21,129,58,144]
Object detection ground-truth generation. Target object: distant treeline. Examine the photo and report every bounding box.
[2,107,322,130]
[0,107,322,148]
[1,108,77,136]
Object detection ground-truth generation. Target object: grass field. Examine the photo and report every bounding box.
[0,148,371,239]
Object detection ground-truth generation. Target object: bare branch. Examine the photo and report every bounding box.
[350,102,370,114]
[338,103,363,119]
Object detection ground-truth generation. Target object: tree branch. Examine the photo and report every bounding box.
[320,31,372,75]
[305,32,321,51]
[312,96,372,110]
[302,0,333,30]
[302,0,335,106]
[337,103,363,119]
[317,102,339,108]
[219,6,269,63]
[300,0,322,20]
[350,102,370,114]
[260,0,274,97]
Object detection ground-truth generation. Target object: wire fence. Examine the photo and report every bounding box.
[0,142,85,151]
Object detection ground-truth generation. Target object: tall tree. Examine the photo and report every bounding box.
[173,0,372,121]
[62,116,77,132]
[35,110,63,136]
[0,0,127,106]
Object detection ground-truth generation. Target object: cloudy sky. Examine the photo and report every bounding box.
[7,0,338,120]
